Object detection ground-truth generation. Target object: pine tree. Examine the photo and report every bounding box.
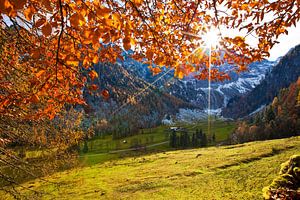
[212,133,216,142]
[192,133,197,147]
[182,131,190,148]
[201,133,207,147]
[82,141,89,153]
[265,106,275,123]
[179,132,184,147]
[254,113,262,125]
[169,130,177,148]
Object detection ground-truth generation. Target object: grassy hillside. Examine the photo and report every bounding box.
[3,136,300,199]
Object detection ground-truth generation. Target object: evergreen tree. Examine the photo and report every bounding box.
[182,131,190,148]
[169,130,177,148]
[254,113,262,125]
[179,132,184,147]
[265,106,275,122]
[212,133,216,142]
[192,133,197,147]
[200,133,207,147]
[82,140,89,153]
[196,129,203,139]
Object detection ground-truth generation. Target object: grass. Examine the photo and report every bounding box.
[4,136,300,199]
[79,120,236,165]
[84,125,170,154]
[180,120,236,142]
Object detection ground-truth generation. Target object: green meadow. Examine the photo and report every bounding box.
[79,120,236,165]
[3,136,300,199]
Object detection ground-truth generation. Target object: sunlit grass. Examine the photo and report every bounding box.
[79,121,236,165]
[3,136,300,200]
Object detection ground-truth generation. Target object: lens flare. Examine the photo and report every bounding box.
[202,28,220,48]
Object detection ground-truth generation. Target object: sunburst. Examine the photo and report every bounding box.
[183,26,222,138]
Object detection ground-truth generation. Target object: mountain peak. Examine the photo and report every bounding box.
[222,44,300,119]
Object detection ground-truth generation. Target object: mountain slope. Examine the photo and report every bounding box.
[222,44,300,119]
[230,77,300,144]
[120,53,274,110]
[83,63,194,129]
[9,136,300,199]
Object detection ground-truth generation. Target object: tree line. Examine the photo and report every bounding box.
[230,77,300,144]
[169,129,215,148]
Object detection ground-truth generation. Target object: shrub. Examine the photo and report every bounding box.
[263,155,300,199]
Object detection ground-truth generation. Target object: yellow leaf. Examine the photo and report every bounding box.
[92,55,98,64]
[24,6,34,20]
[133,0,143,6]
[66,60,79,66]
[88,70,98,80]
[177,71,184,79]
[36,70,46,78]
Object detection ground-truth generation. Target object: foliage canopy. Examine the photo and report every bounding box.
[0,0,299,119]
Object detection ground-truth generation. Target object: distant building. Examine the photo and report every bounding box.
[169,127,187,132]
[170,127,179,131]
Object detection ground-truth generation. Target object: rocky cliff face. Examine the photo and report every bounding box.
[222,44,300,119]
[120,52,274,111]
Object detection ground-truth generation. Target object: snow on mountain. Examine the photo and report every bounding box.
[118,51,275,118]
[223,44,300,119]
[175,108,207,123]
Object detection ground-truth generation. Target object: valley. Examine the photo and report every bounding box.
[79,120,236,165]
[3,136,299,199]
[2,3,300,199]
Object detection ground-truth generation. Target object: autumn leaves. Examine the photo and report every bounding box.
[0,0,299,120]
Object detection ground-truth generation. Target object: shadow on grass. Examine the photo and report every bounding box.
[216,146,295,170]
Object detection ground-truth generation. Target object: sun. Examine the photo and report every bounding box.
[201,27,220,48]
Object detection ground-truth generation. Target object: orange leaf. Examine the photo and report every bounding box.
[30,94,40,103]
[101,89,109,99]
[11,0,26,10]
[34,18,46,28]
[49,112,56,120]
[66,60,79,66]
[123,37,131,50]
[88,84,98,91]
[42,22,52,36]
[24,6,34,20]
[133,0,143,6]
[36,70,46,78]
[88,70,98,80]
[149,67,162,76]
[41,0,52,11]
[92,55,99,64]
[70,13,85,27]
[31,49,41,59]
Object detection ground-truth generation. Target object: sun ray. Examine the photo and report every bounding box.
[182,27,222,139]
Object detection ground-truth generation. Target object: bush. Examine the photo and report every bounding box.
[263,155,300,199]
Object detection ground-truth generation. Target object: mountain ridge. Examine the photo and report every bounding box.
[222,44,300,119]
